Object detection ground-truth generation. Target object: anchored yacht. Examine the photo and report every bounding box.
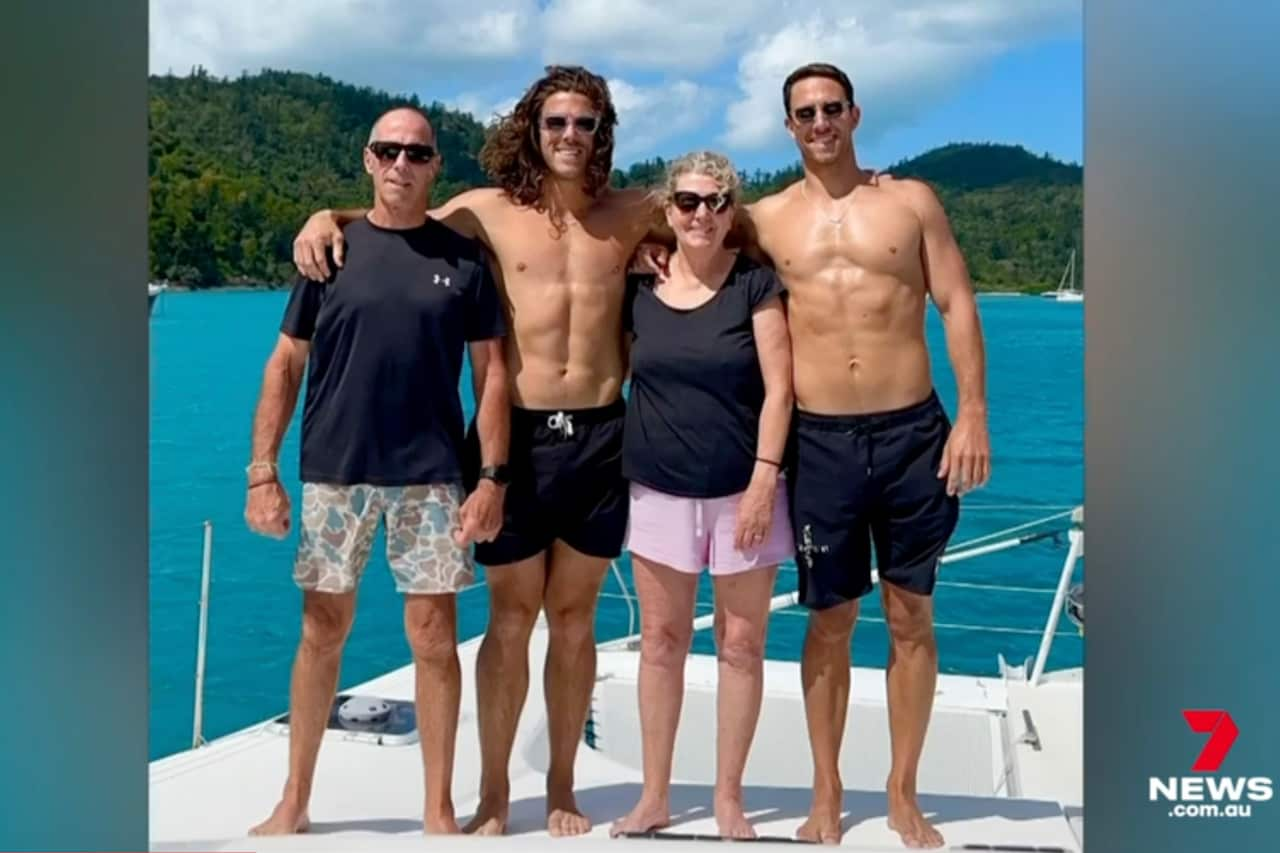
[150,507,1084,852]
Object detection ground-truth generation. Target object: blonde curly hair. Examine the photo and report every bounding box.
[652,150,742,208]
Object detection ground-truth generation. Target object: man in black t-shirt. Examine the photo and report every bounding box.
[243,107,509,838]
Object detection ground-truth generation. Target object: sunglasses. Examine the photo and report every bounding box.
[791,101,851,123]
[541,114,600,134]
[367,141,437,163]
[671,191,733,214]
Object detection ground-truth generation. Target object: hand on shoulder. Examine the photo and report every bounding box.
[294,210,348,282]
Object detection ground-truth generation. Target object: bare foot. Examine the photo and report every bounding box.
[462,796,508,836]
[714,794,756,839]
[249,800,310,836]
[547,788,591,837]
[887,792,943,849]
[609,794,670,838]
[795,811,843,845]
[424,809,461,835]
[796,781,843,845]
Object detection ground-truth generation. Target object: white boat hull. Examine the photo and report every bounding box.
[150,624,1082,851]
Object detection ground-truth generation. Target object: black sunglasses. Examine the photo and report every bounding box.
[367,141,437,163]
[791,101,851,123]
[541,114,600,134]
[671,191,733,214]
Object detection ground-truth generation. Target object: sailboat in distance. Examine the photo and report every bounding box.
[1042,249,1082,302]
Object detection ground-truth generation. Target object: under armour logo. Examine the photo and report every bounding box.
[797,524,829,569]
[434,273,451,287]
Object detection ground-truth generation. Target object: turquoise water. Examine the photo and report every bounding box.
[149,291,1083,760]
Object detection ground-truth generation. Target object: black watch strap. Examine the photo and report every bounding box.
[478,464,510,485]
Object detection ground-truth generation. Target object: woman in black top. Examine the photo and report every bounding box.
[611,151,794,839]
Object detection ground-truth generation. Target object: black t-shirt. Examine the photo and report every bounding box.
[622,254,784,498]
[280,217,505,486]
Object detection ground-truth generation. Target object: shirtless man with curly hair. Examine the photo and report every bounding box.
[294,61,992,849]
[294,65,653,838]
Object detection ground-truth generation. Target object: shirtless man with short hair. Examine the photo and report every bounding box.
[635,61,990,848]
[292,66,655,838]
[746,63,992,848]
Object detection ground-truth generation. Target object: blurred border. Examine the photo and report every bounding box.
[1085,0,1280,848]
[5,0,1280,849]
[0,1,149,850]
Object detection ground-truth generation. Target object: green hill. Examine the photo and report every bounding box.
[149,70,1080,292]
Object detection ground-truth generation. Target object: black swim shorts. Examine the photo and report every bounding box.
[787,391,960,609]
[467,399,628,566]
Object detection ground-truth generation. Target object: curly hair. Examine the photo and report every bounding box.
[479,65,618,208]
[652,150,742,207]
[647,150,752,249]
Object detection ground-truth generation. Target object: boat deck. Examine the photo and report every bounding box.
[151,629,1082,852]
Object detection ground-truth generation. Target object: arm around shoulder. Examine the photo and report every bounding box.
[430,188,501,244]
[293,206,366,282]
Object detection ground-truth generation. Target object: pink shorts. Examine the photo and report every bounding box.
[624,480,795,575]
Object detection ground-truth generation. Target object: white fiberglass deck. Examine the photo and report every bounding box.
[151,625,1082,852]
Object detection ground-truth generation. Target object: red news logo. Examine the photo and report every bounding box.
[1183,709,1238,773]
[1150,708,1272,819]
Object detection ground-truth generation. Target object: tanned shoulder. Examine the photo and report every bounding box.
[747,180,798,219]
[598,186,661,244]
[878,174,947,226]
[740,182,800,265]
[430,187,506,243]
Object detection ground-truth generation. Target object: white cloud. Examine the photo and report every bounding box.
[540,0,772,70]
[449,93,520,126]
[607,78,719,162]
[723,1,1079,149]
[149,0,540,90]
[150,0,1080,158]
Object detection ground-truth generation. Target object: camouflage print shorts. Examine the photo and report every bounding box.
[293,483,474,595]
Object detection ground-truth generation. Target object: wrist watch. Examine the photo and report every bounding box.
[478,464,510,486]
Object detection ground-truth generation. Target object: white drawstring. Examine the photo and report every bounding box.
[546,412,575,439]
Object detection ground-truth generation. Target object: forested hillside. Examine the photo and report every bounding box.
[150,70,1081,292]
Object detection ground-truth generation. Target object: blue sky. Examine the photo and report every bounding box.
[841,37,1083,173]
[150,1,1082,174]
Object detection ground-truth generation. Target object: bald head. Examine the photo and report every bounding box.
[363,105,441,227]
[368,106,436,146]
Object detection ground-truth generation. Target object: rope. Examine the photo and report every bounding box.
[947,509,1077,550]
[771,565,1057,595]
[593,592,1077,638]
[767,608,1080,638]
[936,579,1057,594]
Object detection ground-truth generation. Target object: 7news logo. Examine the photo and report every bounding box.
[1149,710,1273,819]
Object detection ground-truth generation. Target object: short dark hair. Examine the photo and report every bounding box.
[782,63,855,114]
